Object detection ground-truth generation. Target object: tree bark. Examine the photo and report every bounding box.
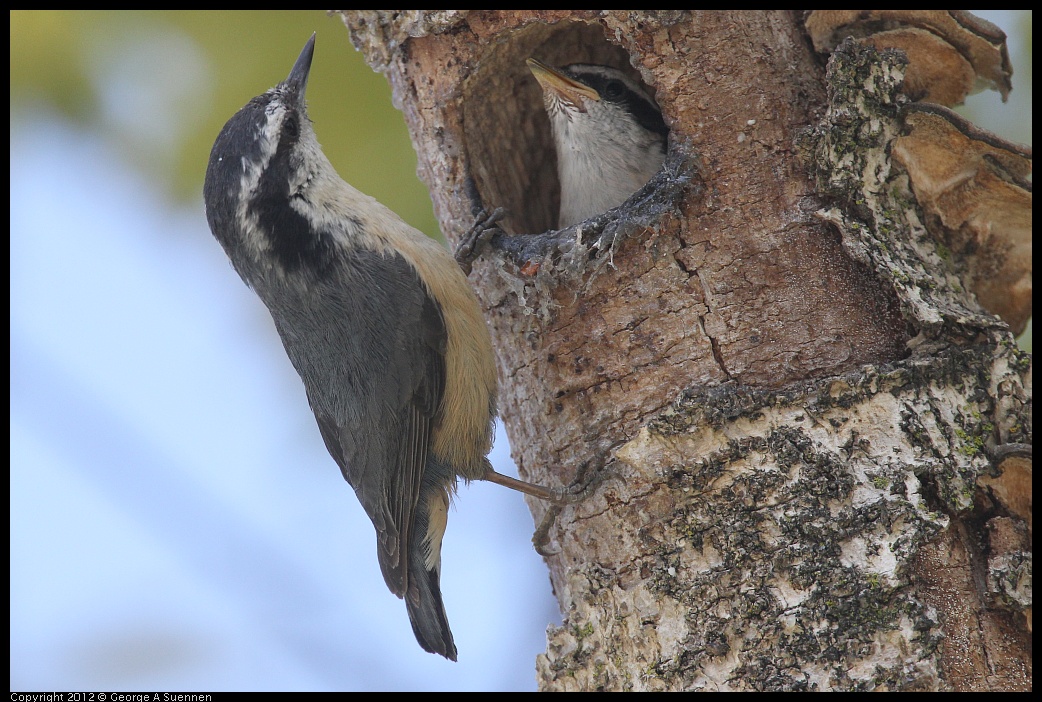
[341,10,1030,691]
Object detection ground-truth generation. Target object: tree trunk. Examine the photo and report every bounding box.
[341,10,1030,691]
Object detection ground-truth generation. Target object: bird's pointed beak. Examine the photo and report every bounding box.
[284,33,316,106]
[527,57,600,111]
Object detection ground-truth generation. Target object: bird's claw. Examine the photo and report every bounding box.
[455,207,506,274]
[532,464,620,556]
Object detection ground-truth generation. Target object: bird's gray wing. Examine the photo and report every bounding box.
[276,249,446,598]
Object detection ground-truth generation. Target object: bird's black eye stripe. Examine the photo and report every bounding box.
[574,70,669,140]
[283,114,300,142]
[626,96,669,139]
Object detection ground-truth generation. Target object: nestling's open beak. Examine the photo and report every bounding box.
[527,57,600,111]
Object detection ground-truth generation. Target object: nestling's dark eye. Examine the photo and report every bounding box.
[284,115,300,141]
[603,80,625,100]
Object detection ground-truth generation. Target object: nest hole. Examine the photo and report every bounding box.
[462,21,662,235]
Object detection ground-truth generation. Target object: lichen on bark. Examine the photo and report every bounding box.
[538,36,1030,692]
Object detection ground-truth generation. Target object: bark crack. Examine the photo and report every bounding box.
[688,265,734,381]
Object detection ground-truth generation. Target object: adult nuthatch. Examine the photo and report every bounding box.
[204,34,556,661]
[527,59,668,228]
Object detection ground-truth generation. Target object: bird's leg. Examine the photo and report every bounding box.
[481,462,613,504]
[481,468,558,501]
[454,207,506,275]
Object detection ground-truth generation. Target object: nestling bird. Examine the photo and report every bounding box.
[204,34,559,661]
[527,58,668,229]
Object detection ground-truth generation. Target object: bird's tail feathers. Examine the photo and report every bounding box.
[406,561,457,661]
[406,470,456,660]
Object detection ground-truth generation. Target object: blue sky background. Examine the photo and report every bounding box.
[10,106,558,691]
[10,10,1031,692]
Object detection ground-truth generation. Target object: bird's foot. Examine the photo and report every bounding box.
[455,207,506,275]
[534,463,621,557]
[479,462,619,556]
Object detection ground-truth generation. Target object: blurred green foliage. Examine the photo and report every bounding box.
[10,10,439,237]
